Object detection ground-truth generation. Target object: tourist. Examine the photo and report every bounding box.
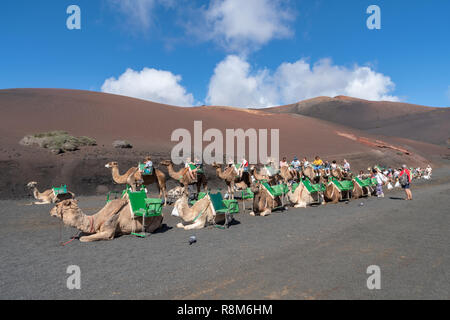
[399,164,413,200]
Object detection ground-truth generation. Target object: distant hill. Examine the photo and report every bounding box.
[0,89,447,199]
[264,96,450,146]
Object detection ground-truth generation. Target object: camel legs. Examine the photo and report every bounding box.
[176,221,205,230]
[34,201,52,205]
[79,230,115,242]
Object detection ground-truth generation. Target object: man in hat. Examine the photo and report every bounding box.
[291,156,301,172]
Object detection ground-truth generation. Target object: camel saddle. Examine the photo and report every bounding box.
[331,178,354,191]
[139,163,154,176]
[301,180,326,194]
[126,189,163,218]
[354,177,373,188]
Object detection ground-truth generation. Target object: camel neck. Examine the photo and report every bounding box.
[32,187,40,199]
[63,208,92,233]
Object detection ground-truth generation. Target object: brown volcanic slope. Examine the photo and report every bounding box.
[0,89,447,199]
[264,96,450,146]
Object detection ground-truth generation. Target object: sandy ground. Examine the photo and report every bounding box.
[1,167,449,300]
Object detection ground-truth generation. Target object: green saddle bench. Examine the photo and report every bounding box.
[331,178,353,201]
[52,185,73,201]
[298,180,325,204]
[353,177,374,196]
[189,191,239,228]
[127,189,163,218]
[261,182,288,211]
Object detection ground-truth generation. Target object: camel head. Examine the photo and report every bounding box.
[26,181,38,189]
[211,162,221,169]
[171,191,188,217]
[50,199,79,219]
[160,160,173,167]
[250,181,261,194]
[105,161,118,169]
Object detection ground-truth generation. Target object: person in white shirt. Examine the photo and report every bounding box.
[343,159,350,172]
[280,157,288,168]
[373,169,387,197]
[331,160,338,170]
[302,157,310,168]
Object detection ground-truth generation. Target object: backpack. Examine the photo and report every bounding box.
[399,173,408,186]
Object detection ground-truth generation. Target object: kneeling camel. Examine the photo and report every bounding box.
[50,199,163,242]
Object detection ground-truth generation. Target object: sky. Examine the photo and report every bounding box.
[1,0,449,108]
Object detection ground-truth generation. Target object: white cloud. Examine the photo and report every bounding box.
[207,56,399,108]
[108,0,156,29]
[206,55,278,107]
[447,86,450,101]
[101,68,195,106]
[108,0,174,29]
[196,0,294,52]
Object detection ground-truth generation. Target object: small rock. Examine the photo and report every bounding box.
[188,236,197,245]
[62,142,78,151]
[113,140,133,149]
[50,148,63,154]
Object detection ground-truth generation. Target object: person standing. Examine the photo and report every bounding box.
[343,159,351,172]
[399,164,413,200]
[373,168,386,198]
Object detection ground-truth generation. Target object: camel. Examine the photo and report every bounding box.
[352,178,374,199]
[50,198,163,242]
[249,166,280,185]
[323,181,341,204]
[279,166,298,184]
[171,192,227,230]
[301,166,318,183]
[160,160,208,195]
[166,186,185,204]
[212,163,250,199]
[249,182,284,216]
[26,182,74,205]
[105,162,167,205]
[286,183,325,208]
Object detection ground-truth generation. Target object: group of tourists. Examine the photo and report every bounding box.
[140,153,431,202]
[279,156,351,175]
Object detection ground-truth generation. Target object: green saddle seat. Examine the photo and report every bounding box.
[241,188,254,199]
[261,182,287,198]
[127,189,162,217]
[302,180,326,193]
[331,178,354,191]
[209,192,239,214]
[354,177,372,188]
[52,185,68,196]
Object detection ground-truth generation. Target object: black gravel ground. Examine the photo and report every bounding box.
[1,168,449,300]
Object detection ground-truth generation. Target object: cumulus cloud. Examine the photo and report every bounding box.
[207,55,399,108]
[101,68,195,106]
[192,0,294,53]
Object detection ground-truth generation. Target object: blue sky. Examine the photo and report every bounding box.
[1,0,449,107]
